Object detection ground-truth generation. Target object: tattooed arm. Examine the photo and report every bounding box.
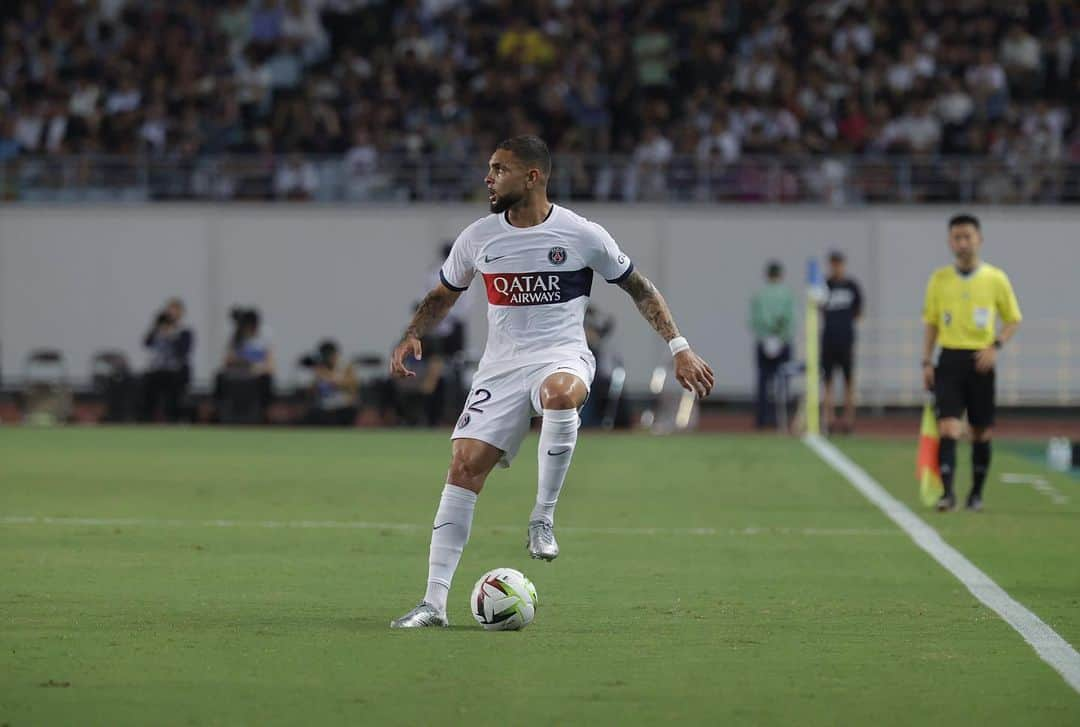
[617,270,715,397]
[617,270,680,342]
[390,283,462,378]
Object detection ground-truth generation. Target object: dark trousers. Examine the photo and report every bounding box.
[141,369,189,422]
[305,406,358,427]
[215,371,273,424]
[755,343,791,429]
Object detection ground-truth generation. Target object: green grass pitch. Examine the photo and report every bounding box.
[1,428,1078,725]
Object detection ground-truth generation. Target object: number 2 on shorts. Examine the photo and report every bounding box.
[467,388,492,413]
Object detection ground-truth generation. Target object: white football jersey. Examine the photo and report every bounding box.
[440,204,633,372]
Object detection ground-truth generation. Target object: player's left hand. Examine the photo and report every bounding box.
[390,335,422,378]
[974,346,997,373]
[674,349,715,398]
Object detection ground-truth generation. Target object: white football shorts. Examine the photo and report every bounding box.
[450,355,596,468]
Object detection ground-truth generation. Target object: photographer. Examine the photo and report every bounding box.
[303,339,359,426]
[580,304,617,427]
[214,307,275,422]
[141,298,194,422]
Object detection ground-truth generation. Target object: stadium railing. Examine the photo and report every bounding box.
[2,154,1078,204]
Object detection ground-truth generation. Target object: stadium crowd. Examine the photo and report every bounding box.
[0,0,1077,202]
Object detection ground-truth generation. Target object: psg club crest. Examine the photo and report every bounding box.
[548,246,567,265]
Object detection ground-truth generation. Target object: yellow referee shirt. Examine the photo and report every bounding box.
[922,263,1022,349]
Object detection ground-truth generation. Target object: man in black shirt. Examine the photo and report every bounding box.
[821,251,863,434]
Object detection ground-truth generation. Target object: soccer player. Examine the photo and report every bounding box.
[921,214,1022,512]
[389,136,715,628]
[821,251,863,434]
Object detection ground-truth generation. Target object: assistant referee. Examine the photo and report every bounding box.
[922,214,1022,512]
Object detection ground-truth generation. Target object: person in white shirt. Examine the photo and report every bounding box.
[901,101,942,154]
[629,125,673,200]
[966,49,1008,96]
[389,135,714,628]
[999,24,1041,79]
[274,152,319,200]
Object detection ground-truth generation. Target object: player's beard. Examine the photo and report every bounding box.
[489,188,523,214]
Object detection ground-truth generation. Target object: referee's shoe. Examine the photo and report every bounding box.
[935,493,957,512]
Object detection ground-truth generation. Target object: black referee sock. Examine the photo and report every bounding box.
[972,441,992,498]
[939,437,957,497]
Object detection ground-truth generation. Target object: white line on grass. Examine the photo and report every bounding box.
[1001,472,1070,505]
[804,434,1080,696]
[0,515,899,539]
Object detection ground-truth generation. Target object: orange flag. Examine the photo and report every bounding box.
[916,402,943,507]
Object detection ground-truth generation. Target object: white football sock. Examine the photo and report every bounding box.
[530,408,580,526]
[423,484,477,613]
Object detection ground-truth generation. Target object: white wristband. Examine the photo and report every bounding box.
[668,336,690,356]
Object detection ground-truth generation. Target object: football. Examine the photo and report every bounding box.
[469,568,539,631]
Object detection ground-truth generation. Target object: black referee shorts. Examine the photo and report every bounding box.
[934,348,995,428]
[821,341,854,382]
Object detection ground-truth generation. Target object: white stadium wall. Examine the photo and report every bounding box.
[1,204,1078,405]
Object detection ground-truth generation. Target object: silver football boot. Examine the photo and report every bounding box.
[390,602,448,629]
[527,520,559,561]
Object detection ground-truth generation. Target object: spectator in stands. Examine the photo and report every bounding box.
[497,16,555,67]
[250,0,285,49]
[901,100,944,156]
[629,125,673,200]
[282,0,329,66]
[999,23,1042,98]
[0,1,1075,204]
[141,298,194,422]
[304,339,358,426]
[274,151,318,200]
[749,261,794,430]
[966,49,1009,120]
[344,125,379,200]
[0,113,19,162]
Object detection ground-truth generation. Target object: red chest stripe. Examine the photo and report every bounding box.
[483,269,593,306]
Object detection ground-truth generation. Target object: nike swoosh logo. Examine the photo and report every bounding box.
[432,522,454,530]
[547,447,570,456]
[484,254,508,263]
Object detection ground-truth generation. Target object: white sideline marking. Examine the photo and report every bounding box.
[805,434,1080,695]
[1001,473,1069,505]
[0,515,898,539]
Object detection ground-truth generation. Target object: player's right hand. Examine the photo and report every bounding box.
[674,349,715,399]
[390,335,422,378]
[922,363,934,392]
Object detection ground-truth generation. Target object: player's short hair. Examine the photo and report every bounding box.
[766,260,783,279]
[948,213,980,231]
[496,135,552,177]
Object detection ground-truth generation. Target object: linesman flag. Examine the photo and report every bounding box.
[916,401,943,507]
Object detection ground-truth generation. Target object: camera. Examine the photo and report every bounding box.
[230,306,260,328]
[300,340,339,369]
[230,304,259,324]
